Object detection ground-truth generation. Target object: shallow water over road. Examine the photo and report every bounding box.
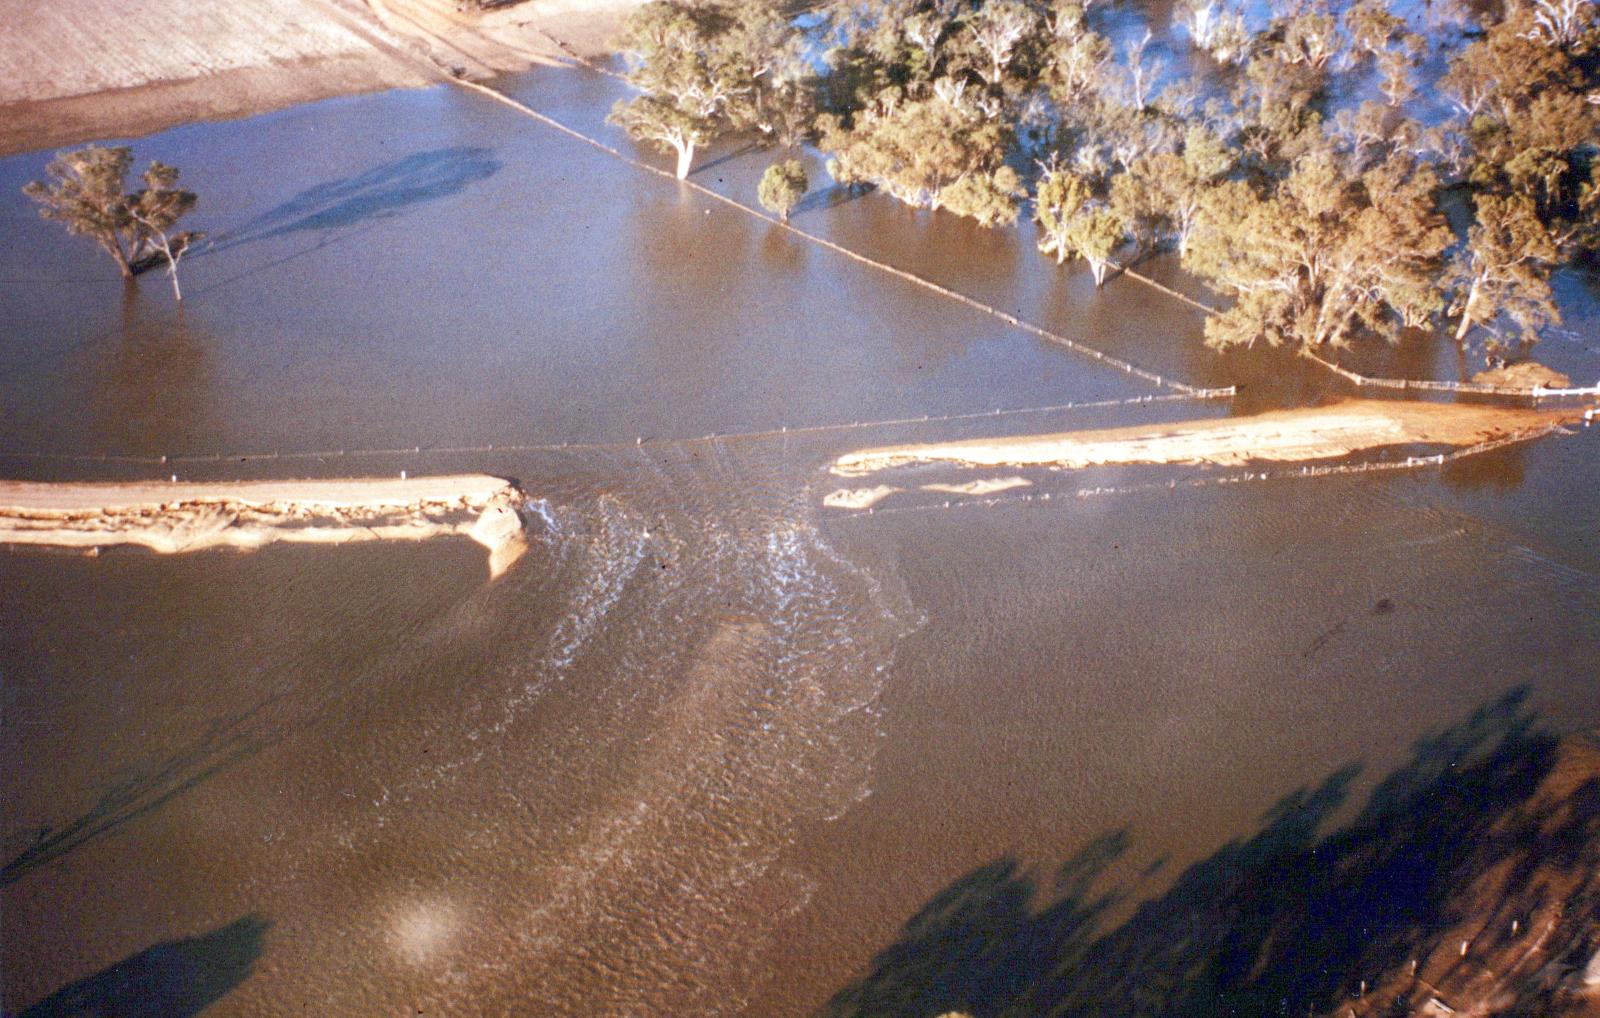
[3,63,1600,1017]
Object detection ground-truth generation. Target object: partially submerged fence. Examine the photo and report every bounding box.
[457,77,1598,408]
[1303,351,1600,400]
[450,78,1233,400]
[1,391,1223,469]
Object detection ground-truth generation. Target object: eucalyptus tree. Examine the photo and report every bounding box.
[817,77,1015,218]
[960,0,1040,87]
[1120,31,1166,109]
[758,159,809,220]
[1041,4,1113,110]
[1176,0,1252,64]
[1184,149,1452,348]
[610,0,803,178]
[1112,124,1234,257]
[1449,193,1561,346]
[1233,61,1323,169]
[1035,162,1125,284]
[1271,3,1341,72]
[1442,1,1599,257]
[938,165,1025,225]
[24,145,199,299]
[1342,0,1405,60]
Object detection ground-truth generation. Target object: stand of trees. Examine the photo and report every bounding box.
[611,0,1599,355]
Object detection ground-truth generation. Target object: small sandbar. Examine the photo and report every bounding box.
[831,399,1590,477]
[0,474,529,578]
[822,485,901,510]
[922,477,1032,496]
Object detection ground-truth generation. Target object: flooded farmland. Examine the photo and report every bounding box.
[2,59,1599,1017]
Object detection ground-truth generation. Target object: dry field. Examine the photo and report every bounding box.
[0,0,411,103]
[0,0,641,154]
[0,0,431,154]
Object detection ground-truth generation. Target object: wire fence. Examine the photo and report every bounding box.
[450,77,1232,400]
[0,391,1233,468]
[1303,351,1600,400]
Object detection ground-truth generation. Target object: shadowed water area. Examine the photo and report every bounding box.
[3,54,1600,1017]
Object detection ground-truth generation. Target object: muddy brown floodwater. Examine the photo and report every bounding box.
[2,58,1599,1018]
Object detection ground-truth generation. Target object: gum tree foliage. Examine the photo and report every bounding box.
[609,0,1595,353]
[1043,3,1113,108]
[939,164,1026,225]
[961,0,1040,87]
[1183,149,1453,349]
[1176,0,1252,64]
[609,0,802,178]
[1111,124,1234,257]
[1449,193,1562,346]
[24,145,198,295]
[758,158,809,219]
[1035,162,1126,284]
[1442,0,1600,258]
[818,85,1016,217]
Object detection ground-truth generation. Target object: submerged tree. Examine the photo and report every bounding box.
[1184,149,1452,348]
[758,159,809,220]
[1036,163,1125,284]
[818,85,1013,214]
[24,145,198,297]
[609,0,803,178]
[938,164,1025,226]
[1449,193,1561,346]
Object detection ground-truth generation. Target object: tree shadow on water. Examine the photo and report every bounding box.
[19,914,268,1018]
[823,688,1600,1018]
[2,701,276,888]
[791,183,873,218]
[209,146,500,251]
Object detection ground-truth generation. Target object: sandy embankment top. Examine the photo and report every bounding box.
[0,0,641,156]
[831,399,1591,477]
[0,474,514,515]
[0,473,530,575]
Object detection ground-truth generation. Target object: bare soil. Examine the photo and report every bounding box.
[0,0,638,156]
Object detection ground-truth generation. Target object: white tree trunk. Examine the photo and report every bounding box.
[1454,277,1482,343]
[674,138,695,179]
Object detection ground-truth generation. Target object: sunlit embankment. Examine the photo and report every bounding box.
[830,399,1592,478]
[0,474,528,578]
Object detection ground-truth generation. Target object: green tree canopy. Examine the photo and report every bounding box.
[23,145,197,283]
[609,0,804,178]
[1036,163,1126,284]
[818,84,1012,212]
[1184,149,1452,349]
[758,159,809,220]
[1450,193,1561,347]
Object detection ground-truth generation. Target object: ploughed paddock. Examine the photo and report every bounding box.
[0,0,637,156]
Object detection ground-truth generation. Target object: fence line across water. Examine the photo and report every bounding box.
[458,77,1594,407]
[1,391,1229,469]
[450,78,1230,400]
[1303,351,1600,400]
